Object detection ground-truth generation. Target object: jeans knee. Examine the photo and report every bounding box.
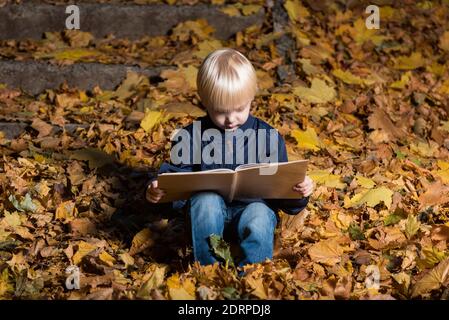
[239,202,276,238]
[190,192,224,208]
[246,202,277,227]
[189,192,225,221]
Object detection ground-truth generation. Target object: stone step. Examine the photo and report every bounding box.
[0,60,172,95]
[0,2,265,40]
[0,121,90,140]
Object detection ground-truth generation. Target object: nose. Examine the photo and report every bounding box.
[226,113,236,124]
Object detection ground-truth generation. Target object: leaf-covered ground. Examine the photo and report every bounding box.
[1,0,449,300]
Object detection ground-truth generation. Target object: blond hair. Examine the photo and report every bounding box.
[196,48,258,112]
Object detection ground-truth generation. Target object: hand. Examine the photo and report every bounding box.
[293,175,314,197]
[146,180,166,203]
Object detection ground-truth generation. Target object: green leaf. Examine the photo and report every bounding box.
[8,193,38,213]
[221,287,240,300]
[395,150,406,159]
[209,234,234,268]
[384,214,403,226]
[0,268,14,298]
[348,223,366,240]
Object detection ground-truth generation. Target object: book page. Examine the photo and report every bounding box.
[157,170,235,203]
[234,160,309,200]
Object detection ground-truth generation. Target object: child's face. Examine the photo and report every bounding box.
[208,100,252,131]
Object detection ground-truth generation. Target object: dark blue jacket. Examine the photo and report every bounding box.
[150,114,309,215]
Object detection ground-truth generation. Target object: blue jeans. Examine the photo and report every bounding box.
[188,192,277,267]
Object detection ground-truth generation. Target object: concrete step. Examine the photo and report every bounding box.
[0,2,265,40]
[0,60,172,95]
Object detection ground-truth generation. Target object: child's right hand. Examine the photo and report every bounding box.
[146,180,166,203]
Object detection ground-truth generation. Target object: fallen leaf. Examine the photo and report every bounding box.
[412,258,449,298]
[72,241,97,265]
[405,215,420,240]
[166,274,195,300]
[308,239,344,266]
[31,119,53,138]
[140,110,164,133]
[293,78,336,104]
[291,127,321,151]
[55,201,77,222]
[129,228,154,256]
[308,170,345,189]
[393,52,425,70]
[344,186,394,209]
[99,251,116,267]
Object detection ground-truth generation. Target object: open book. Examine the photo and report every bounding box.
[157,159,309,203]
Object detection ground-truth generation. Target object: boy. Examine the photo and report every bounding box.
[146,48,314,267]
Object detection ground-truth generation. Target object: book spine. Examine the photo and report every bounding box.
[227,173,238,202]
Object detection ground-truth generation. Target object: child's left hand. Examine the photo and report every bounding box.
[293,175,314,197]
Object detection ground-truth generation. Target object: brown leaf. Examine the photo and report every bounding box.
[31,119,53,138]
[69,218,97,236]
[308,239,344,266]
[368,108,405,142]
[418,181,449,210]
[412,258,449,298]
[129,228,154,256]
[431,225,449,242]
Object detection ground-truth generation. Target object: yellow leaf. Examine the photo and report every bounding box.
[298,58,319,75]
[220,6,241,17]
[47,48,101,61]
[308,170,346,189]
[438,79,449,95]
[412,258,449,298]
[379,6,396,20]
[332,69,375,86]
[99,251,116,267]
[181,65,199,90]
[79,91,89,102]
[393,52,425,70]
[439,31,449,51]
[114,71,149,101]
[339,18,385,46]
[432,160,449,184]
[355,175,376,189]
[119,252,135,267]
[390,71,412,89]
[241,5,262,16]
[330,212,353,230]
[246,277,267,299]
[308,239,344,266]
[167,274,195,300]
[291,128,321,151]
[129,228,154,256]
[0,269,14,298]
[405,215,420,240]
[293,78,335,104]
[137,265,167,299]
[344,186,394,209]
[284,0,310,23]
[417,247,447,270]
[140,110,164,133]
[72,241,97,265]
[194,40,222,60]
[426,62,446,77]
[55,201,77,222]
[172,19,215,41]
